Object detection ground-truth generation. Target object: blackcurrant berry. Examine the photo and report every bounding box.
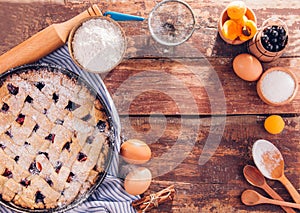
[271,30,279,38]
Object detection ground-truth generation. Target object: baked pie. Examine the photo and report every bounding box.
[0,65,112,210]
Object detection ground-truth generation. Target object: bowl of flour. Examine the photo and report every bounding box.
[68,16,126,73]
[257,67,298,106]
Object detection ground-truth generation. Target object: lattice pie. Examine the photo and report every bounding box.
[0,66,111,210]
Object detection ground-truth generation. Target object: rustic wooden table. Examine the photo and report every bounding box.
[0,0,299,212]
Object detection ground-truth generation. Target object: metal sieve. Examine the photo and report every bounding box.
[148,0,196,46]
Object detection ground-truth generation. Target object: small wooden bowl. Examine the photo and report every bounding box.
[68,16,126,73]
[257,67,298,106]
[218,7,257,45]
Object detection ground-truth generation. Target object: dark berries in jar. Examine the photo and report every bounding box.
[261,25,288,52]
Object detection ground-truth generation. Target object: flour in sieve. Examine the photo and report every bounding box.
[72,18,125,73]
[261,70,296,103]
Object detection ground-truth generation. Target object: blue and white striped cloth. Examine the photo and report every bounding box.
[0,45,139,213]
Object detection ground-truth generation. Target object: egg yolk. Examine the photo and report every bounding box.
[264,115,285,134]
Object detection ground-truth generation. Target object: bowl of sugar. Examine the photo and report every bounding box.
[68,16,126,73]
[257,67,298,106]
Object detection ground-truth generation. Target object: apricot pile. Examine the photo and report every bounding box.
[221,1,257,41]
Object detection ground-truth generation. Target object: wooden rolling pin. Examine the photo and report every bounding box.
[0,4,102,74]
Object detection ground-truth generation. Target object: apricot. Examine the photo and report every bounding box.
[222,20,239,41]
[226,1,247,20]
[235,15,248,26]
[239,20,257,41]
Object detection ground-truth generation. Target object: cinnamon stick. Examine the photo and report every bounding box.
[132,185,175,212]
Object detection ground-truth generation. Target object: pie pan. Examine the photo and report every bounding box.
[0,64,116,212]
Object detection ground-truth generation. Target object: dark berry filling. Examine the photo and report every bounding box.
[0,144,6,150]
[45,134,55,143]
[81,114,92,121]
[33,124,39,132]
[29,161,41,175]
[36,162,42,171]
[5,131,12,138]
[35,191,45,204]
[54,161,62,173]
[16,114,25,125]
[67,172,75,183]
[24,141,31,146]
[7,83,19,95]
[14,156,19,162]
[86,136,94,144]
[77,152,87,162]
[20,178,31,187]
[34,82,45,91]
[96,120,106,132]
[3,168,13,178]
[65,101,81,111]
[62,142,71,152]
[25,95,33,103]
[1,103,9,112]
[43,108,47,115]
[45,177,53,187]
[52,93,59,103]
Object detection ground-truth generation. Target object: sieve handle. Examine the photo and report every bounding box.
[0,4,102,74]
[104,11,145,21]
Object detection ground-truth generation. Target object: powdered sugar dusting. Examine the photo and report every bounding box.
[253,139,283,179]
[72,18,125,73]
[261,70,295,103]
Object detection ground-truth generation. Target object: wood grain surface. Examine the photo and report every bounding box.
[0,1,299,213]
[121,115,300,213]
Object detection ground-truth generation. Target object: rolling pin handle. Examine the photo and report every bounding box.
[0,4,102,74]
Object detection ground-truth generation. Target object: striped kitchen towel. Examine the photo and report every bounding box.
[0,44,139,213]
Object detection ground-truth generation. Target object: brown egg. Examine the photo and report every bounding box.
[124,167,152,196]
[233,53,263,81]
[120,139,151,164]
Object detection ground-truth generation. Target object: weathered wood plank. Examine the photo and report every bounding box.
[120,115,300,212]
[103,58,300,115]
[0,0,64,3]
[0,1,299,57]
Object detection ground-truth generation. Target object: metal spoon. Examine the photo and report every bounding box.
[243,165,296,213]
[242,189,300,209]
[252,139,300,204]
